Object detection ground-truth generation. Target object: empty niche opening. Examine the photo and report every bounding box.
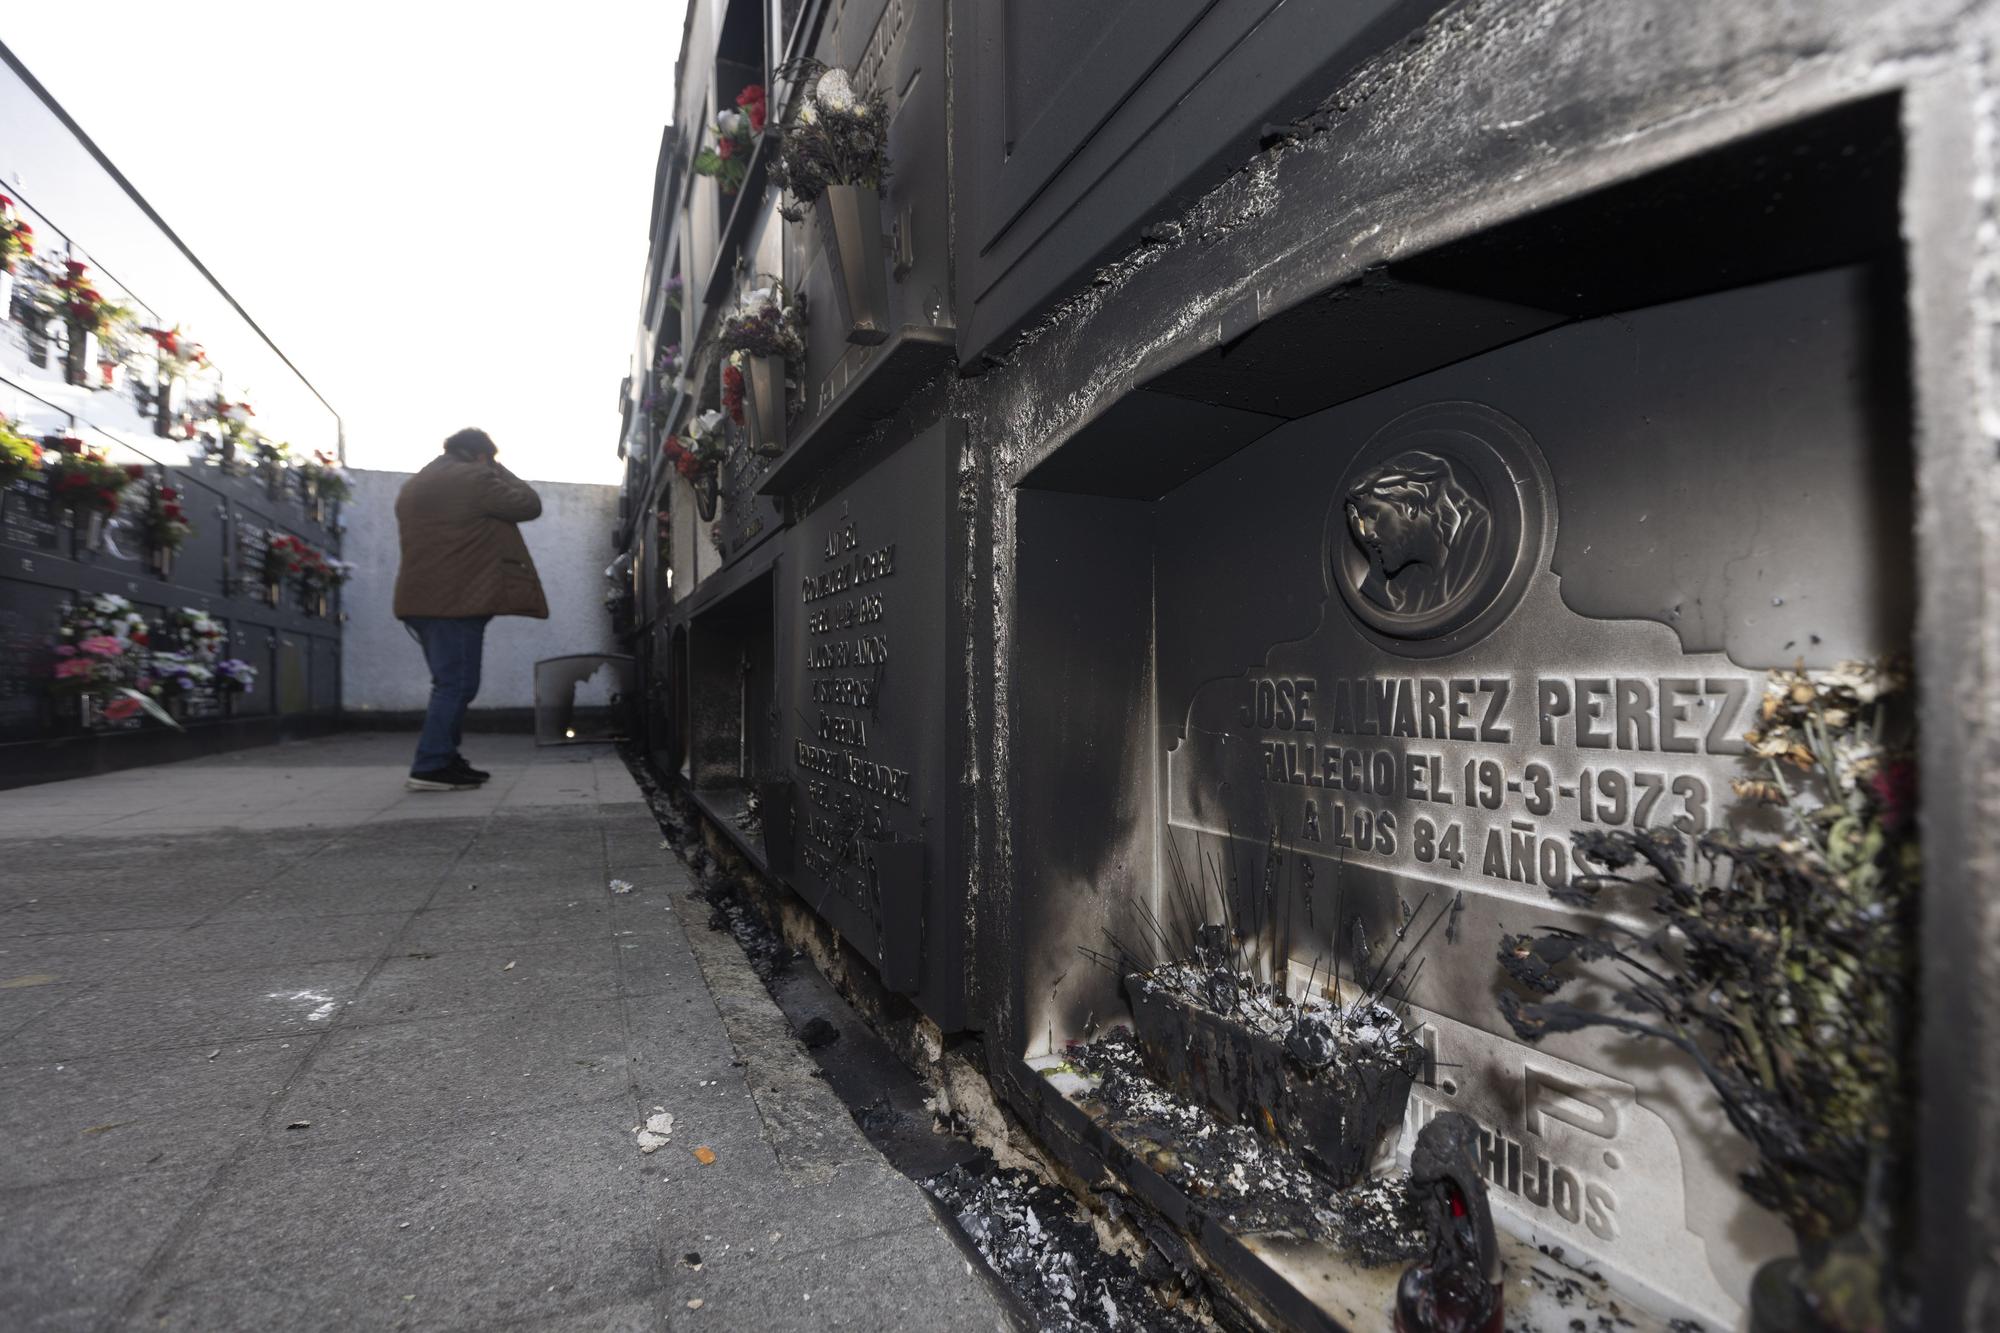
[686,570,776,830]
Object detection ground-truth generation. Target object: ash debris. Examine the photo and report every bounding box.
[696,877,798,982]
[1064,1028,1422,1264]
[926,1156,1207,1333]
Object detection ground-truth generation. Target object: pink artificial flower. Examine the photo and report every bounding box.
[54,658,93,679]
[103,696,142,721]
[54,644,76,657]
[77,635,125,658]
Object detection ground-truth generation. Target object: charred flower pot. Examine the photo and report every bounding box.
[745,354,786,456]
[814,185,889,346]
[1126,978,1418,1188]
[694,469,720,522]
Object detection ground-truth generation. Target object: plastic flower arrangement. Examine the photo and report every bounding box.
[53,260,127,338]
[0,195,34,272]
[694,85,766,195]
[50,595,178,728]
[717,280,806,364]
[298,451,353,503]
[721,355,747,425]
[144,325,208,379]
[0,413,41,488]
[214,658,258,695]
[45,437,141,515]
[254,436,290,464]
[1496,658,1917,1329]
[663,408,729,479]
[264,533,310,582]
[769,64,890,221]
[148,653,214,699]
[142,481,194,553]
[663,275,685,312]
[205,395,256,462]
[657,341,684,379]
[299,547,355,591]
[167,607,227,661]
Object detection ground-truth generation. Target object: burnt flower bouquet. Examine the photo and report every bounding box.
[770,63,889,221]
[1496,659,1916,1331]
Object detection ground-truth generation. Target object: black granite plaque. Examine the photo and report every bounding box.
[779,425,948,989]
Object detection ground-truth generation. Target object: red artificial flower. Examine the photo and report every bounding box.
[0,195,10,209]
[65,259,87,276]
[103,696,143,721]
[164,504,183,519]
[124,464,146,479]
[717,137,735,160]
[54,435,83,455]
[161,486,177,500]
[722,364,746,425]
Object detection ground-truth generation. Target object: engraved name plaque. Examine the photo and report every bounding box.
[1158,269,1909,1327]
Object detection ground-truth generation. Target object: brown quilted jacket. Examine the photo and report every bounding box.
[392,454,549,619]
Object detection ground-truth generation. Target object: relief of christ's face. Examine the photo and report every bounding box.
[1342,450,1489,616]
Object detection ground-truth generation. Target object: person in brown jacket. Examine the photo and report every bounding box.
[393,428,548,790]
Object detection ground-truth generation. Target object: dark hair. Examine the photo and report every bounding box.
[443,428,497,461]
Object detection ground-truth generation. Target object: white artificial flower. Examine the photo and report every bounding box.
[815,68,856,112]
[747,286,774,307]
[798,101,819,126]
[716,109,745,136]
[697,409,725,433]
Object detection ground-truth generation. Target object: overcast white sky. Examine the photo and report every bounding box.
[5,3,686,484]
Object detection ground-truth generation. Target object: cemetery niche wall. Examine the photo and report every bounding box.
[0,44,346,786]
[617,0,1994,1324]
[1009,99,1912,1331]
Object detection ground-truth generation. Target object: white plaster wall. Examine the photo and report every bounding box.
[340,467,620,712]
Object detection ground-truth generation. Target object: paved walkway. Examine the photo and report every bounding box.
[0,733,1010,1332]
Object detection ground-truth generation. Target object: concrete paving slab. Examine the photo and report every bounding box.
[343,938,623,1025]
[266,998,635,1146]
[0,733,1010,1332]
[0,1167,214,1333]
[129,1108,660,1333]
[0,958,376,1064]
[0,1037,317,1187]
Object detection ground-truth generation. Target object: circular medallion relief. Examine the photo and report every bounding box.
[1327,402,1551,656]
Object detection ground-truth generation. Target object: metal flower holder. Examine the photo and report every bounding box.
[814,185,890,346]
[745,355,787,456]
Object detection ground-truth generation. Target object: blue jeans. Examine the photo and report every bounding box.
[406,616,490,774]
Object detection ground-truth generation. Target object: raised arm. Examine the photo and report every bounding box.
[479,462,543,522]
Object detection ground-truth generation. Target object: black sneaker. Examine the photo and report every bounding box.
[447,755,492,783]
[407,767,481,792]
